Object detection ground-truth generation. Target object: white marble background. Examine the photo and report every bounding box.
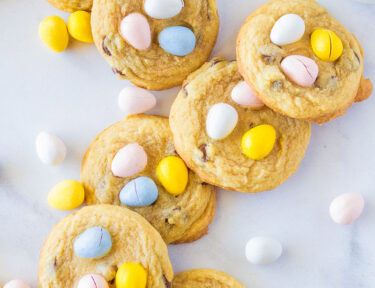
[1,0,375,287]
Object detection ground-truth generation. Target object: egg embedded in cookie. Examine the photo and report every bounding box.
[91,0,219,90]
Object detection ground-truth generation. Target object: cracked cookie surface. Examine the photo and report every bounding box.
[45,0,92,12]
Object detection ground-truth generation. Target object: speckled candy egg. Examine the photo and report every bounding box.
[245,236,283,265]
[77,274,109,288]
[144,0,184,19]
[36,131,67,166]
[206,103,238,140]
[158,26,196,56]
[119,176,159,207]
[281,55,319,87]
[3,280,31,288]
[270,14,305,46]
[120,13,151,50]
[111,143,148,177]
[118,87,156,116]
[231,81,264,108]
[329,193,364,225]
[73,226,112,258]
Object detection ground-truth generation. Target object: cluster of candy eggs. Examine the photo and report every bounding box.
[120,0,196,56]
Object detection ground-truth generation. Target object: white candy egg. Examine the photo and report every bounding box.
[144,0,184,19]
[270,14,305,46]
[206,103,238,140]
[329,193,364,225]
[245,236,283,265]
[36,132,67,166]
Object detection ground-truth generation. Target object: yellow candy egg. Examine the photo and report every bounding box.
[48,180,84,210]
[116,263,147,288]
[156,156,188,196]
[39,16,69,52]
[67,11,94,43]
[311,29,343,62]
[241,124,277,160]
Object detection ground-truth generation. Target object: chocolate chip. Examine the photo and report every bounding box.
[53,258,57,268]
[210,59,222,66]
[102,40,112,56]
[262,55,274,63]
[354,51,361,64]
[183,84,189,97]
[259,44,283,64]
[249,123,255,129]
[112,67,124,76]
[272,80,283,90]
[199,144,208,162]
[163,275,172,288]
[201,182,209,185]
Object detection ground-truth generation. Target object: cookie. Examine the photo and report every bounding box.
[91,0,219,90]
[169,57,311,193]
[81,114,216,244]
[237,0,373,124]
[172,269,245,288]
[38,205,173,288]
[45,0,92,12]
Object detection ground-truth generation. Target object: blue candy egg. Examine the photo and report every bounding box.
[119,176,158,207]
[158,26,196,56]
[73,226,112,258]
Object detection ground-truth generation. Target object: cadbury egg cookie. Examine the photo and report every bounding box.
[170,57,311,193]
[81,114,216,244]
[91,0,219,90]
[237,0,373,124]
[172,269,245,288]
[39,205,173,288]
[45,0,91,12]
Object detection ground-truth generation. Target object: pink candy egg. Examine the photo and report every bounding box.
[231,81,264,108]
[118,86,156,116]
[4,280,31,288]
[120,13,151,50]
[281,55,319,87]
[78,274,109,288]
[111,143,147,177]
[329,193,364,225]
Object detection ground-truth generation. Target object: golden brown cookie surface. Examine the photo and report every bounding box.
[45,0,91,12]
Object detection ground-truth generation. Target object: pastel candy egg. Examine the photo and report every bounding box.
[120,13,151,50]
[311,29,343,62]
[119,177,158,207]
[118,87,156,116]
[231,81,264,108]
[281,55,319,87]
[116,263,147,288]
[3,280,31,288]
[68,11,94,43]
[245,236,283,265]
[206,103,238,140]
[270,14,305,46]
[74,226,112,258]
[111,144,147,177]
[157,156,188,195]
[241,124,276,160]
[329,193,364,225]
[39,15,69,52]
[36,131,67,166]
[158,26,196,56]
[78,274,109,288]
[48,180,84,210]
[144,0,184,19]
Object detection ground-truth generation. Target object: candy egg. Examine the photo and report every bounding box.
[39,15,69,52]
[246,236,283,265]
[281,55,319,87]
[78,274,109,288]
[111,143,148,177]
[36,131,67,166]
[74,226,112,258]
[206,103,238,140]
[67,11,94,43]
[116,263,147,288]
[119,177,158,207]
[48,180,84,210]
[3,280,31,288]
[157,156,188,195]
[231,81,264,108]
[120,13,151,50]
[270,14,305,46]
[144,0,184,19]
[158,26,196,56]
[118,87,156,116]
[241,124,276,160]
[329,193,364,225]
[311,29,343,62]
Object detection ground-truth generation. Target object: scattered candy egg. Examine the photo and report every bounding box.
[78,274,109,288]
[281,55,319,87]
[39,15,69,52]
[241,124,276,160]
[3,280,31,288]
[111,143,148,177]
[74,226,112,258]
[120,13,151,50]
[116,263,147,288]
[144,0,184,19]
[48,180,84,210]
[270,14,305,46]
[119,176,158,207]
[157,156,188,195]
[158,26,196,56]
[67,11,94,43]
[36,131,67,166]
[245,236,283,265]
[206,103,238,140]
[311,29,343,62]
[118,87,156,116]
[329,193,364,225]
[231,81,264,108]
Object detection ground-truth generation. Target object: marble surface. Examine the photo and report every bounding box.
[0,0,375,287]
